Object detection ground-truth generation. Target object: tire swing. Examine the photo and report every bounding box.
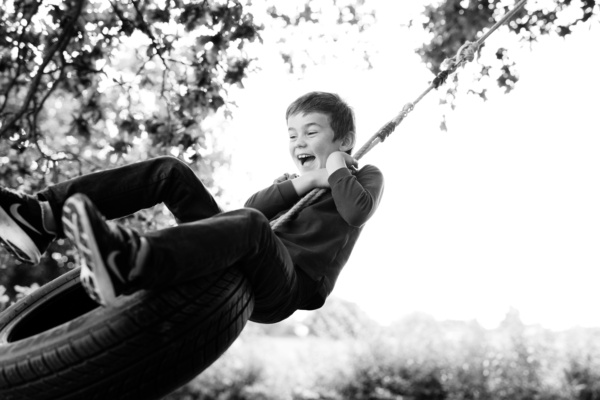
[0,267,253,400]
[0,1,527,398]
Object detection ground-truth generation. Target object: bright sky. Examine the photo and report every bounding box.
[217,2,600,330]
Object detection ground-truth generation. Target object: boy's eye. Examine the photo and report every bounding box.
[307,131,317,135]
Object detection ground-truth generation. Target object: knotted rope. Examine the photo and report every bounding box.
[270,0,528,230]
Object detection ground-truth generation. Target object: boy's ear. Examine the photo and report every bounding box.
[339,133,355,152]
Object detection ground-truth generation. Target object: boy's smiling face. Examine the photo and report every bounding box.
[288,112,344,174]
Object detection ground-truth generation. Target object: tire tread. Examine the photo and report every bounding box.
[0,268,253,400]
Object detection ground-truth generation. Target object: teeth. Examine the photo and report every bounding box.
[297,154,315,165]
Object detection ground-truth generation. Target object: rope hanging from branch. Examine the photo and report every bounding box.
[270,0,528,230]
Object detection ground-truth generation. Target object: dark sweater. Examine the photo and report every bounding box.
[244,165,384,309]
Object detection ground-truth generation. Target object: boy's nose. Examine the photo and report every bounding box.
[295,141,306,148]
[295,135,306,146]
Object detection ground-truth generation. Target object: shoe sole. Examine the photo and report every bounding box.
[62,196,118,307]
[0,206,41,264]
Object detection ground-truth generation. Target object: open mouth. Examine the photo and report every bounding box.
[298,154,316,166]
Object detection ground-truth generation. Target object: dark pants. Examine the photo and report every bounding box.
[38,156,316,323]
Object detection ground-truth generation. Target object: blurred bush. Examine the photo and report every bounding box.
[161,306,600,400]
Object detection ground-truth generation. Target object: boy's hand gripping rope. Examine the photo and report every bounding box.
[270,0,528,231]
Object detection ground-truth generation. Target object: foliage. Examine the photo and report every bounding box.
[161,308,600,400]
[163,350,266,400]
[0,0,263,307]
[0,0,261,179]
[265,0,376,73]
[416,0,599,114]
[303,296,378,339]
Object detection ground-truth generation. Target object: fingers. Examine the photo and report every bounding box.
[343,153,359,169]
[273,172,297,184]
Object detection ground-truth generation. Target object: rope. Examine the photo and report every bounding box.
[270,0,528,230]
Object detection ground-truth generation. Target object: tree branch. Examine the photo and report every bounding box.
[0,0,87,139]
[0,15,34,114]
[130,0,169,70]
[33,59,68,119]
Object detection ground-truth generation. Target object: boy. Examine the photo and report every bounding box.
[0,92,384,323]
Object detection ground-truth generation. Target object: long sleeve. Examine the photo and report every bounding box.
[244,179,300,220]
[243,164,384,310]
[328,165,384,227]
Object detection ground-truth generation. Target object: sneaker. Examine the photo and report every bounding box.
[61,193,140,306]
[0,186,55,264]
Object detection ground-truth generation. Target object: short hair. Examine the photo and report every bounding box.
[286,92,356,153]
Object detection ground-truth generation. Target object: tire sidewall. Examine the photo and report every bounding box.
[0,267,253,400]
